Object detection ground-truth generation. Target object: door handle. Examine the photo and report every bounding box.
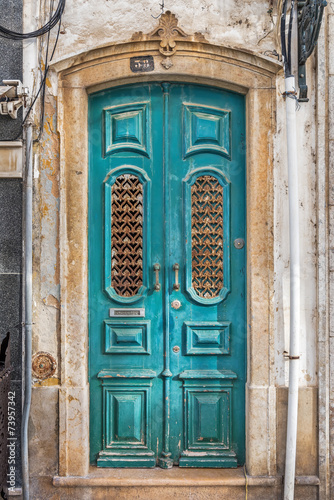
[173,263,180,291]
[153,264,161,291]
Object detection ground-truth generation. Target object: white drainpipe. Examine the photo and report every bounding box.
[22,120,33,500]
[283,74,300,500]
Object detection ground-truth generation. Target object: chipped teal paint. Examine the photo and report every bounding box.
[89,82,246,468]
[179,370,237,467]
[97,370,156,467]
[98,369,157,379]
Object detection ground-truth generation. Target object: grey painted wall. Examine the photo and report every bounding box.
[0,0,23,140]
[0,179,23,490]
[0,0,23,490]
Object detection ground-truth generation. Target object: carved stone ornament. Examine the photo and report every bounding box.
[32,351,57,379]
[150,11,187,56]
[131,11,207,69]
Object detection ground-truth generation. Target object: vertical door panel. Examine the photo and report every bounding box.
[168,84,246,467]
[89,84,164,467]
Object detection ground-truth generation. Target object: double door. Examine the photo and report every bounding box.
[89,82,246,468]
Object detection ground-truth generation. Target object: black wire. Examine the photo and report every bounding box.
[281,0,290,75]
[37,0,55,141]
[287,0,295,75]
[0,0,65,40]
[10,1,63,141]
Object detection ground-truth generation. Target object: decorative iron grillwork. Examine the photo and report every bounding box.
[111,174,143,297]
[191,175,224,298]
[297,0,327,101]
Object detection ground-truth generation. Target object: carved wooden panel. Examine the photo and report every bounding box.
[191,175,224,299]
[107,391,144,444]
[179,370,237,467]
[111,174,143,297]
[104,319,151,354]
[97,370,156,467]
[104,102,150,158]
[184,321,230,355]
[183,104,231,158]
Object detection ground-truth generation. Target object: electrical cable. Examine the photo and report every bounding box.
[37,0,55,141]
[0,0,65,40]
[287,0,295,75]
[9,0,64,141]
[280,0,290,76]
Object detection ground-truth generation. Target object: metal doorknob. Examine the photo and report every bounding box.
[173,263,180,291]
[153,263,161,291]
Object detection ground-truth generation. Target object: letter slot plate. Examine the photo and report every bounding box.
[109,308,145,318]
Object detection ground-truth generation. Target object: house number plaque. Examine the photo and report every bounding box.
[130,56,154,72]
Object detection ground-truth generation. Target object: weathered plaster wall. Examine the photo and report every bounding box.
[53,0,277,60]
[274,59,318,388]
[29,96,60,483]
[328,3,334,494]
[32,96,60,367]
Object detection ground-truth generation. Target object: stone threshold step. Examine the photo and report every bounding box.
[53,467,319,488]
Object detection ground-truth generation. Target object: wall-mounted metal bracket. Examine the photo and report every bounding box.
[0,80,29,119]
[298,0,327,102]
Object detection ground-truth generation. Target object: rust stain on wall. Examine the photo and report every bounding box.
[33,378,60,387]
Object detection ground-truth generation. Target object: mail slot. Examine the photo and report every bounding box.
[109,308,145,318]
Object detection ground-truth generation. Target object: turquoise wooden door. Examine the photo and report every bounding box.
[89,82,246,468]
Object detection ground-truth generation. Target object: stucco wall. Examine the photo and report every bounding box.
[53,0,277,60]
[274,63,317,388]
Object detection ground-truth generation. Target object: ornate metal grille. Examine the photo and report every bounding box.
[191,175,224,298]
[111,174,143,297]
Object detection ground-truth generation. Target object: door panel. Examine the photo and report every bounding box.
[89,84,164,467]
[89,82,246,468]
[167,84,246,467]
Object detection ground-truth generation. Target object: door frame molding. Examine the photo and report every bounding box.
[51,36,282,477]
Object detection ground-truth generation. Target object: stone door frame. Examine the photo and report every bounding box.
[51,37,282,477]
